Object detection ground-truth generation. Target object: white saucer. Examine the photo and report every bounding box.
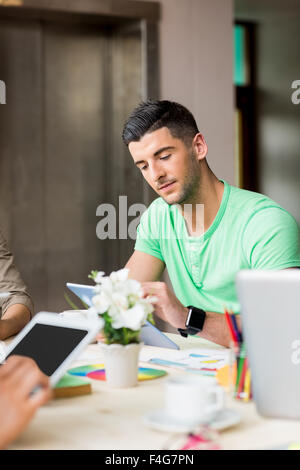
[143,408,241,434]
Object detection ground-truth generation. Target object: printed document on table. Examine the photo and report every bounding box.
[139,347,229,374]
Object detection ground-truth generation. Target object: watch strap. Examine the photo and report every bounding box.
[178,326,200,337]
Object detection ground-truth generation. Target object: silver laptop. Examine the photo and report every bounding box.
[236,269,300,419]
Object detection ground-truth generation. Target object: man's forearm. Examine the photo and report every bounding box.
[141,281,242,348]
[0,304,31,340]
[197,311,241,348]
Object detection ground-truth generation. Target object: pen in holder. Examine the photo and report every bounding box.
[225,308,252,402]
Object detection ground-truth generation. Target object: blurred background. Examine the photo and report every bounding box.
[0,0,299,314]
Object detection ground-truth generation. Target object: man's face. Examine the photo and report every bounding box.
[129,127,200,205]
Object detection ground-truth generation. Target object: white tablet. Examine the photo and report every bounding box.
[67,282,180,350]
[66,282,96,307]
[4,312,102,386]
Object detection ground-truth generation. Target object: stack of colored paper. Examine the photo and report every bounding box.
[139,347,228,377]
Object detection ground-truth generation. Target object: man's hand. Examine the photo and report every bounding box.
[141,281,188,329]
[0,355,52,449]
[142,281,241,347]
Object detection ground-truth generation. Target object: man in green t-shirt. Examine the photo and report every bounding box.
[122,100,300,347]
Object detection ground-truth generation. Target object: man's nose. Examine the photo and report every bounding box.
[149,161,166,182]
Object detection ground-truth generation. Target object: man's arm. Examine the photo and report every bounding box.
[141,281,237,348]
[197,312,240,347]
[0,229,34,339]
[126,253,235,347]
[125,250,165,282]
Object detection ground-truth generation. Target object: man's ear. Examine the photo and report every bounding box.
[192,133,208,161]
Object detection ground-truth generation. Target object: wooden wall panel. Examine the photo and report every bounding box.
[108,23,143,271]
[43,23,107,310]
[0,11,155,314]
[0,19,47,310]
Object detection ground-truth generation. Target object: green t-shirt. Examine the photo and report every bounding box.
[134,181,300,314]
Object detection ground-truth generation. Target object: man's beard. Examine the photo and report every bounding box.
[171,176,199,205]
[163,159,200,206]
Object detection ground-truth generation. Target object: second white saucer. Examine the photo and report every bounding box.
[143,408,241,434]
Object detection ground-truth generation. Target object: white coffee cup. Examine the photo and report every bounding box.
[164,374,225,425]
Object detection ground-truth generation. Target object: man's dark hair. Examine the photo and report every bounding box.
[122,100,199,146]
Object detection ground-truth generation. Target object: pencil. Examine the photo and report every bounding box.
[230,310,242,343]
[237,357,248,398]
[244,369,251,402]
[235,343,246,396]
[224,308,239,346]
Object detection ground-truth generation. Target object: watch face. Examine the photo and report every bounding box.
[189,308,206,330]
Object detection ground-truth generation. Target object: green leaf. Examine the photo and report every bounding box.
[64,292,88,310]
[102,323,140,346]
[88,270,99,281]
[64,293,80,310]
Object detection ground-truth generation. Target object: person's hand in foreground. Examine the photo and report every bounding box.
[0,355,52,449]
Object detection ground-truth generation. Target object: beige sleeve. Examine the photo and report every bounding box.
[0,230,34,318]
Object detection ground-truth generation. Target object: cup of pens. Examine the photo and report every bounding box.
[225,309,252,402]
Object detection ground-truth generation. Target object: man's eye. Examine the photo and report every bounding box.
[160,154,171,160]
[140,165,147,171]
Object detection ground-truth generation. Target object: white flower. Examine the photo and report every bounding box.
[110,268,129,284]
[101,277,114,294]
[89,267,156,342]
[87,307,105,329]
[110,312,126,330]
[111,292,129,310]
[93,284,102,294]
[124,279,143,297]
[106,302,147,331]
[108,304,126,329]
[92,292,111,314]
[94,271,105,283]
[122,304,148,331]
[138,297,156,315]
[87,306,99,316]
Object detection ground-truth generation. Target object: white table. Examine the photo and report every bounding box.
[8,334,300,450]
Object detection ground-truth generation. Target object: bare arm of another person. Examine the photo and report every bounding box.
[0,229,34,340]
[0,356,52,449]
[0,304,31,340]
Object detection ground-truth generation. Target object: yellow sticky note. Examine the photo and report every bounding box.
[216,364,237,388]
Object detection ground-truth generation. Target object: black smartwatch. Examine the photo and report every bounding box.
[178,306,207,338]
